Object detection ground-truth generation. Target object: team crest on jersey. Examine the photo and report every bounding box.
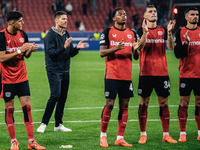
[112,34,117,37]
[157,31,163,35]
[127,34,132,39]
[20,38,24,43]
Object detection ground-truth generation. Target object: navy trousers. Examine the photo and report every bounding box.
[42,71,69,127]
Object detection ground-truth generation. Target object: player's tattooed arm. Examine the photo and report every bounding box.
[166,20,176,50]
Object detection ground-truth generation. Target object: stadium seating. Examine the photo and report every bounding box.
[0,0,144,32]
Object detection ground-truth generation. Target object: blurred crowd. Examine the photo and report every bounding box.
[0,0,171,32]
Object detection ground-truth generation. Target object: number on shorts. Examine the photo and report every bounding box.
[164,80,170,89]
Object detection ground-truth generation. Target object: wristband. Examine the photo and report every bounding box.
[168,34,172,36]
[17,49,21,54]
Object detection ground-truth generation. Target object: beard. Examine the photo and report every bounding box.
[118,22,126,25]
[190,20,198,25]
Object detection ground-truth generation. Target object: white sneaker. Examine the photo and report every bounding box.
[54,124,72,132]
[37,123,47,133]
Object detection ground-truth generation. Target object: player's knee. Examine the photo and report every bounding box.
[180,100,189,107]
[195,98,200,106]
[106,99,114,109]
[140,97,149,105]
[121,102,129,108]
[106,103,114,109]
[22,104,31,112]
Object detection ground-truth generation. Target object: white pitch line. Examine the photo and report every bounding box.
[0,105,195,114]
[0,118,195,125]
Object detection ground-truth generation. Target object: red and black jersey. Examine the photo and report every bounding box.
[137,26,168,76]
[0,29,28,84]
[99,26,137,81]
[174,26,200,78]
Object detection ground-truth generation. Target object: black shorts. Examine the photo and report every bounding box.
[138,76,170,98]
[179,78,200,96]
[3,80,30,100]
[104,79,134,99]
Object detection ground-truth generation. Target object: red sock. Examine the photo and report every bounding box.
[178,105,188,132]
[5,107,16,140]
[117,107,128,136]
[138,104,148,132]
[160,106,170,132]
[195,106,200,130]
[101,106,112,132]
[22,104,34,140]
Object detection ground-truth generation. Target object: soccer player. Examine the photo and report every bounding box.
[99,7,147,147]
[174,7,200,142]
[37,11,87,133]
[137,5,177,144]
[0,11,45,150]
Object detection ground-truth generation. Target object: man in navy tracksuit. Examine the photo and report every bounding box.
[37,11,87,133]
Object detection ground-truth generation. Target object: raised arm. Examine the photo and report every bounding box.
[166,20,176,50]
[137,19,148,52]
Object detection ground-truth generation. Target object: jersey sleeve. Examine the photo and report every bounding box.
[99,28,110,47]
[131,30,138,42]
[174,29,188,59]
[164,28,167,41]
[0,32,6,51]
[20,30,29,42]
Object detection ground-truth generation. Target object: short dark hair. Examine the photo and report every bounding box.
[112,7,123,18]
[184,7,198,15]
[6,11,23,22]
[143,5,155,14]
[54,11,67,19]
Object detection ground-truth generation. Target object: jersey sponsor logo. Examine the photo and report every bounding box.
[127,34,132,39]
[110,40,133,47]
[182,41,200,45]
[146,38,164,43]
[112,34,117,37]
[157,31,163,35]
[6,46,22,53]
[20,38,24,43]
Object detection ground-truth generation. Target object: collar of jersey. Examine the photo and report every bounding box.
[185,26,198,30]
[52,26,66,36]
[148,26,158,30]
[6,28,18,35]
[113,26,126,31]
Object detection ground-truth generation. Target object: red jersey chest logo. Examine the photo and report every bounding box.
[109,28,134,48]
[5,31,25,54]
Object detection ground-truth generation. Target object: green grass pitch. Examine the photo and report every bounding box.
[0,50,200,149]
